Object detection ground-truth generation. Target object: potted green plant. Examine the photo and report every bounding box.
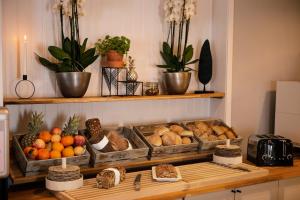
[36,0,98,98]
[95,35,130,68]
[157,0,198,95]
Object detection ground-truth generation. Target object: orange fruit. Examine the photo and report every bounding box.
[52,142,64,152]
[24,147,38,160]
[23,147,33,156]
[51,127,62,135]
[51,134,61,143]
[38,130,52,143]
[74,146,85,156]
[61,136,74,147]
[50,150,61,159]
[62,146,74,157]
[37,149,50,160]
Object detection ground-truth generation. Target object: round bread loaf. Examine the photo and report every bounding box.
[162,131,182,146]
[147,134,162,147]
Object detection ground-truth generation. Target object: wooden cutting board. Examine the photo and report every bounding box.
[54,162,268,200]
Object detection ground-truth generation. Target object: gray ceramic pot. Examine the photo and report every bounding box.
[164,72,191,95]
[56,72,91,98]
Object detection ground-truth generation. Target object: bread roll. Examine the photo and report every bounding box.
[195,121,209,132]
[147,134,162,147]
[169,125,184,135]
[218,134,227,140]
[208,134,218,141]
[182,137,192,144]
[162,131,179,146]
[179,130,194,137]
[212,126,228,136]
[175,134,182,145]
[186,124,196,131]
[225,130,236,139]
[199,132,209,140]
[154,127,170,136]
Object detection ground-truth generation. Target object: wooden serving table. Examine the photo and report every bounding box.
[8,159,300,200]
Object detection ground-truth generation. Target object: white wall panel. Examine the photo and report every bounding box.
[2,0,218,131]
[8,99,210,133]
[3,0,213,97]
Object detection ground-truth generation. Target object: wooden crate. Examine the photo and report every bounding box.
[182,119,243,150]
[81,127,149,167]
[133,122,199,159]
[12,135,90,176]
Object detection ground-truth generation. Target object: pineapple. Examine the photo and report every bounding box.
[20,112,44,148]
[61,115,80,136]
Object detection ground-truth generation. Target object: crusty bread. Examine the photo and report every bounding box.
[179,130,193,137]
[169,125,184,135]
[162,131,180,146]
[212,125,228,136]
[147,134,162,147]
[225,130,236,139]
[154,127,170,136]
[182,137,192,144]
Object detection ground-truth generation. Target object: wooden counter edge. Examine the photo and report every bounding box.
[139,163,300,200]
[9,160,300,200]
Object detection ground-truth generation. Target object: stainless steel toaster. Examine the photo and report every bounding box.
[247,134,293,166]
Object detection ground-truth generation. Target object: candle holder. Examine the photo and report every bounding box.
[15,75,35,99]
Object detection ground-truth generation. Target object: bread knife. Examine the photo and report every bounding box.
[210,162,251,172]
[134,174,142,191]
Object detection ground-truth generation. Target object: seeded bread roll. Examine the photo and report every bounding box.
[169,125,184,135]
[147,134,162,147]
[182,137,192,144]
[154,127,170,136]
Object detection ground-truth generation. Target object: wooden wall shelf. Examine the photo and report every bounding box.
[4,92,225,105]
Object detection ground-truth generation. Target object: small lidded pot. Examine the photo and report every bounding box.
[144,82,159,96]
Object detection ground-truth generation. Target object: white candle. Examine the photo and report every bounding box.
[23,35,28,75]
[62,157,67,169]
[226,139,230,147]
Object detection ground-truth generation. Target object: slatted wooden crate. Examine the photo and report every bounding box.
[182,119,243,150]
[12,135,90,176]
[81,127,149,167]
[55,162,269,200]
[133,122,199,159]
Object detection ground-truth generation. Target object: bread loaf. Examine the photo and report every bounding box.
[169,125,184,135]
[212,125,228,136]
[225,130,236,139]
[179,130,193,137]
[154,127,170,136]
[86,118,101,137]
[182,137,192,144]
[147,134,162,147]
[162,131,181,146]
[96,167,126,189]
[107,130,130,151]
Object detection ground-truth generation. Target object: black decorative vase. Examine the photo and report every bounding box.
[195,39,214,94]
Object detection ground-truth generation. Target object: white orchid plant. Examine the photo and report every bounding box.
[36,0,98,72]
[158,0,198,72]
